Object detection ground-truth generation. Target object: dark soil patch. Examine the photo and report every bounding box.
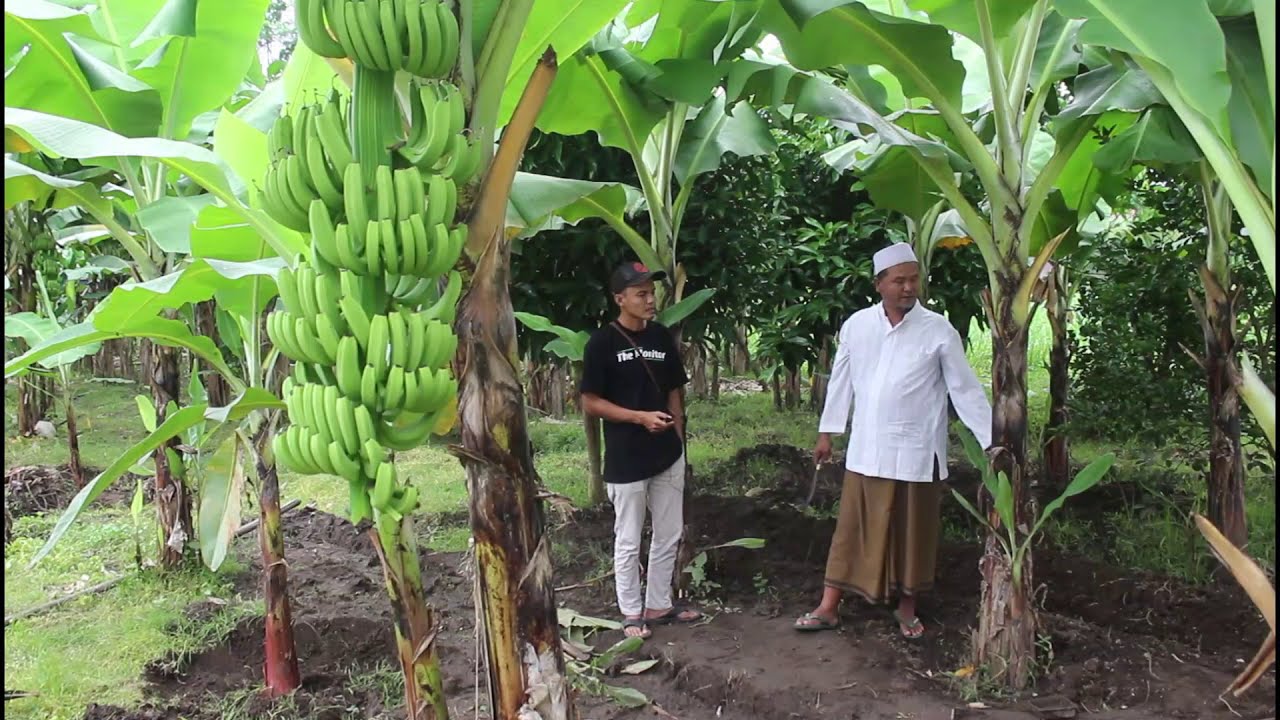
[4,464,148,543]
[81,445,1275,720]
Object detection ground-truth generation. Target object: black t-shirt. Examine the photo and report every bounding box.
[579,321,688,483]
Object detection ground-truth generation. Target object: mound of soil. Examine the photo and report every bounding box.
[77,445,1275,720]
[4,464,150,542]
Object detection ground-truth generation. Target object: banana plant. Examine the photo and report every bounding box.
[528,3,779,317]
[757,0,1167,687]
[4,0,294,569]
[950,424,1115,584]
[273,0,649,716]
[4,235,303,695]
[1050,4,1276,660]
[4,272,102,487]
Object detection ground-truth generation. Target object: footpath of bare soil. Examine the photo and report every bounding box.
[49,443,1277,720]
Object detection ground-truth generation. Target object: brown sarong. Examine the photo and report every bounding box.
[823,469,942,604]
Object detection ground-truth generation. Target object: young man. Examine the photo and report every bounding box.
[794,243,992,638]
[580,261,702,639]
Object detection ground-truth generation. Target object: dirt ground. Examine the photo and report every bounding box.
[4,464,145,543]
[62,444,1278,719]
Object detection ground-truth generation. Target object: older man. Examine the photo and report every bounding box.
[794,243,992,638]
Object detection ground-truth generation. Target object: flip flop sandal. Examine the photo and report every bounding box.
[893,610,925,640]
[622,618,651,639]
[647,606,703,625]
[793,612,841,632]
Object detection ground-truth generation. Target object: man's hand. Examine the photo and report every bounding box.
[636,411,675,433]
[814,433,833,465]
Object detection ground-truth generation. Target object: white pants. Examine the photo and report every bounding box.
[607,453,686,617]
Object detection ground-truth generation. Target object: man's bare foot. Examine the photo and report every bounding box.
[622,617,651,639]
[645,606,702,624]
[893,609,924,639]
[793,607,840,631]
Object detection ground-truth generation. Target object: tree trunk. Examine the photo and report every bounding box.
[771,371,782,411]
[710,346,721,402]
[453,52,574,719]
[16,374,50,436]
[1196,266,1247,547]
[689,342,708,399]
[256,429,301,697]
[150,343,193,569]
[784,367,801,409]
[195,301,231,406]
[810,344,830,413]
[65,386,84,487]
[369,514,449,719]
[973,283,1037,689]
[1042,275,1070,491]
[456,248,575,720]
[549,361,566,419]
[732,326,750,374]
[14,256,51,436]
[585,413,606,506]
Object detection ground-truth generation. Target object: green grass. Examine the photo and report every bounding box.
[5,509,252,720]
[4,377,148,471]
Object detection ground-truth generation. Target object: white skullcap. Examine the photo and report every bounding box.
[872,243,918,275]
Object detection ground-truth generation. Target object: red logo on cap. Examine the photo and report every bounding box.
[633,262,647,272]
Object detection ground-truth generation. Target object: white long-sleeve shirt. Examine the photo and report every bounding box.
[819,302,992,483]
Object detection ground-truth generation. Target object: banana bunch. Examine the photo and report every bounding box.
[399,81,484,182]
[262,93,352,232]
[297,0,458,78]
[271,0,473,525]
[268,258,462,521]
[308,161,467,277]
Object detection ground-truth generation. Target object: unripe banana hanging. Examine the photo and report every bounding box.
[269,0,473,525]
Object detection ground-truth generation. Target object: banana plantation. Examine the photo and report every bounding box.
[3,0,1276,719]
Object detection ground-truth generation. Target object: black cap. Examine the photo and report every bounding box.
[609,261,667,294]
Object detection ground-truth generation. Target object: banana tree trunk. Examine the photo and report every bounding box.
[710,346,721,402]
[549,361,566,419]
[1195,267,1247,547]
[733,325,750,374]
[456,249,575,720]
[149,342,193,569]
[585,413,605,506]
[455,51,573,720]
[784,367,801,409]
[195,300,231,407]
[974,282,1038,689]
[810,343,830,413]
[689,342,708,399]
[255,428,301,697]
[1043,275,1070,491]
[65,383,84,487]
[369,514,449,719]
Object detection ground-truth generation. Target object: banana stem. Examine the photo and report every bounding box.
[370,512,449,720]
[352,64,399,183]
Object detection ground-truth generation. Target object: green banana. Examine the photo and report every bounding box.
[380,218,400,275]
[371,461,396,510]
[334,223,369,275]
[339,294,373,348]
[297,0,346,59]
[378,0,406,72]
[367,314,390,376]
[336,336,362,399]
[348,478,373,524]
[309,200,343,268]
[365,219,384,275]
